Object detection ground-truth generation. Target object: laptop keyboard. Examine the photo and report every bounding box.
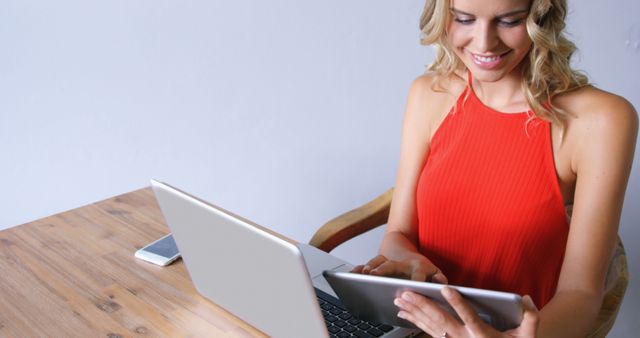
[315,288,395,338]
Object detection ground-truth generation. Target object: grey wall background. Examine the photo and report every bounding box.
[1,0,638,336]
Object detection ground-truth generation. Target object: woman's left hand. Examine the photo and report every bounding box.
[394,287,539,338]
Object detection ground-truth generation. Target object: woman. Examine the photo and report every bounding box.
[353,0,638,337]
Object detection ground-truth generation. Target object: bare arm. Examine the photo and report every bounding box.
[380,74,431,263]
[370,75,458,282]
[537,95,638,337]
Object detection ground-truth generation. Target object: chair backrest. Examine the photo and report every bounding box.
[586,238,629,338]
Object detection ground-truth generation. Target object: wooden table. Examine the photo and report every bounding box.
[0,187,266,337]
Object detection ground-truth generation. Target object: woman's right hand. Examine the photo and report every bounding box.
[351,254,448,283]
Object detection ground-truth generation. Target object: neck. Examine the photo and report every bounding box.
[470,69,528,113]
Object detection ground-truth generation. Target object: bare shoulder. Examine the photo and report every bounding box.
[556,86,638,133]
[407,71,466,105]
[404,72,466,138]
[555,86,638,169]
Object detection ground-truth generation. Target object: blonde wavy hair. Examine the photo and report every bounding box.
[419,0,589,123]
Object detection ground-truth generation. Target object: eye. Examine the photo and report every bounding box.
[498,19,524,27]
[454,17,475,25]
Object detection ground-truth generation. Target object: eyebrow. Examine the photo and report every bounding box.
[451,8,529,18]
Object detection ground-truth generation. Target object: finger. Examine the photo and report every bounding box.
[351,265,365,274]
[431,271,448,284]
[394,293,444,336]
[410,270,427,281]
[409,261,447,283]
[441,286,487,332]
[422,267,442,283]
[409,264,429,281]
[399,291,463,336]
[363,255,387,273]
[518,295,540,336]
[369,261,401,277]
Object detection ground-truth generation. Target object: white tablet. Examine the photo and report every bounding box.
[323,270,523,331]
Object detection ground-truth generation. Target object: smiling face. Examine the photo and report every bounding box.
[447,0,533,82]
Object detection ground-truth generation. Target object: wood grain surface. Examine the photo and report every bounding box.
[0,187,267,337]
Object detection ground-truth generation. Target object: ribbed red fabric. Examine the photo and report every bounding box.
[416,75,569,308]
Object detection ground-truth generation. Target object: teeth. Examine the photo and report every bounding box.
[474,54,500,63]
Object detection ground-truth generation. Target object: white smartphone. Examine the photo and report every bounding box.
[135,234,181,266]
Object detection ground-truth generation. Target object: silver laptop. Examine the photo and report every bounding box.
[150,180,419,338]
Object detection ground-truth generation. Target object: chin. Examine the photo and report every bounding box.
[466,59,526,83]
[467,68,508,82]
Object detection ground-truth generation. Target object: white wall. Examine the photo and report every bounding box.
[1,1,638,336]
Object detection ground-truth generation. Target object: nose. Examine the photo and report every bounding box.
[474,21,499,53]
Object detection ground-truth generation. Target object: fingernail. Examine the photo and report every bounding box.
[523,295,538,310]
[394,298,402,307]
[397,311,406,319]
[442,286,453,299]
[402,292,413,302]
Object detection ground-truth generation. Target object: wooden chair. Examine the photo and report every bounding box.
[309,188,629,338]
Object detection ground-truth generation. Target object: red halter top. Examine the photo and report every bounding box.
[416,73,569,307]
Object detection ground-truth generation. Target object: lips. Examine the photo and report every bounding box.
[469,50,511,70]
